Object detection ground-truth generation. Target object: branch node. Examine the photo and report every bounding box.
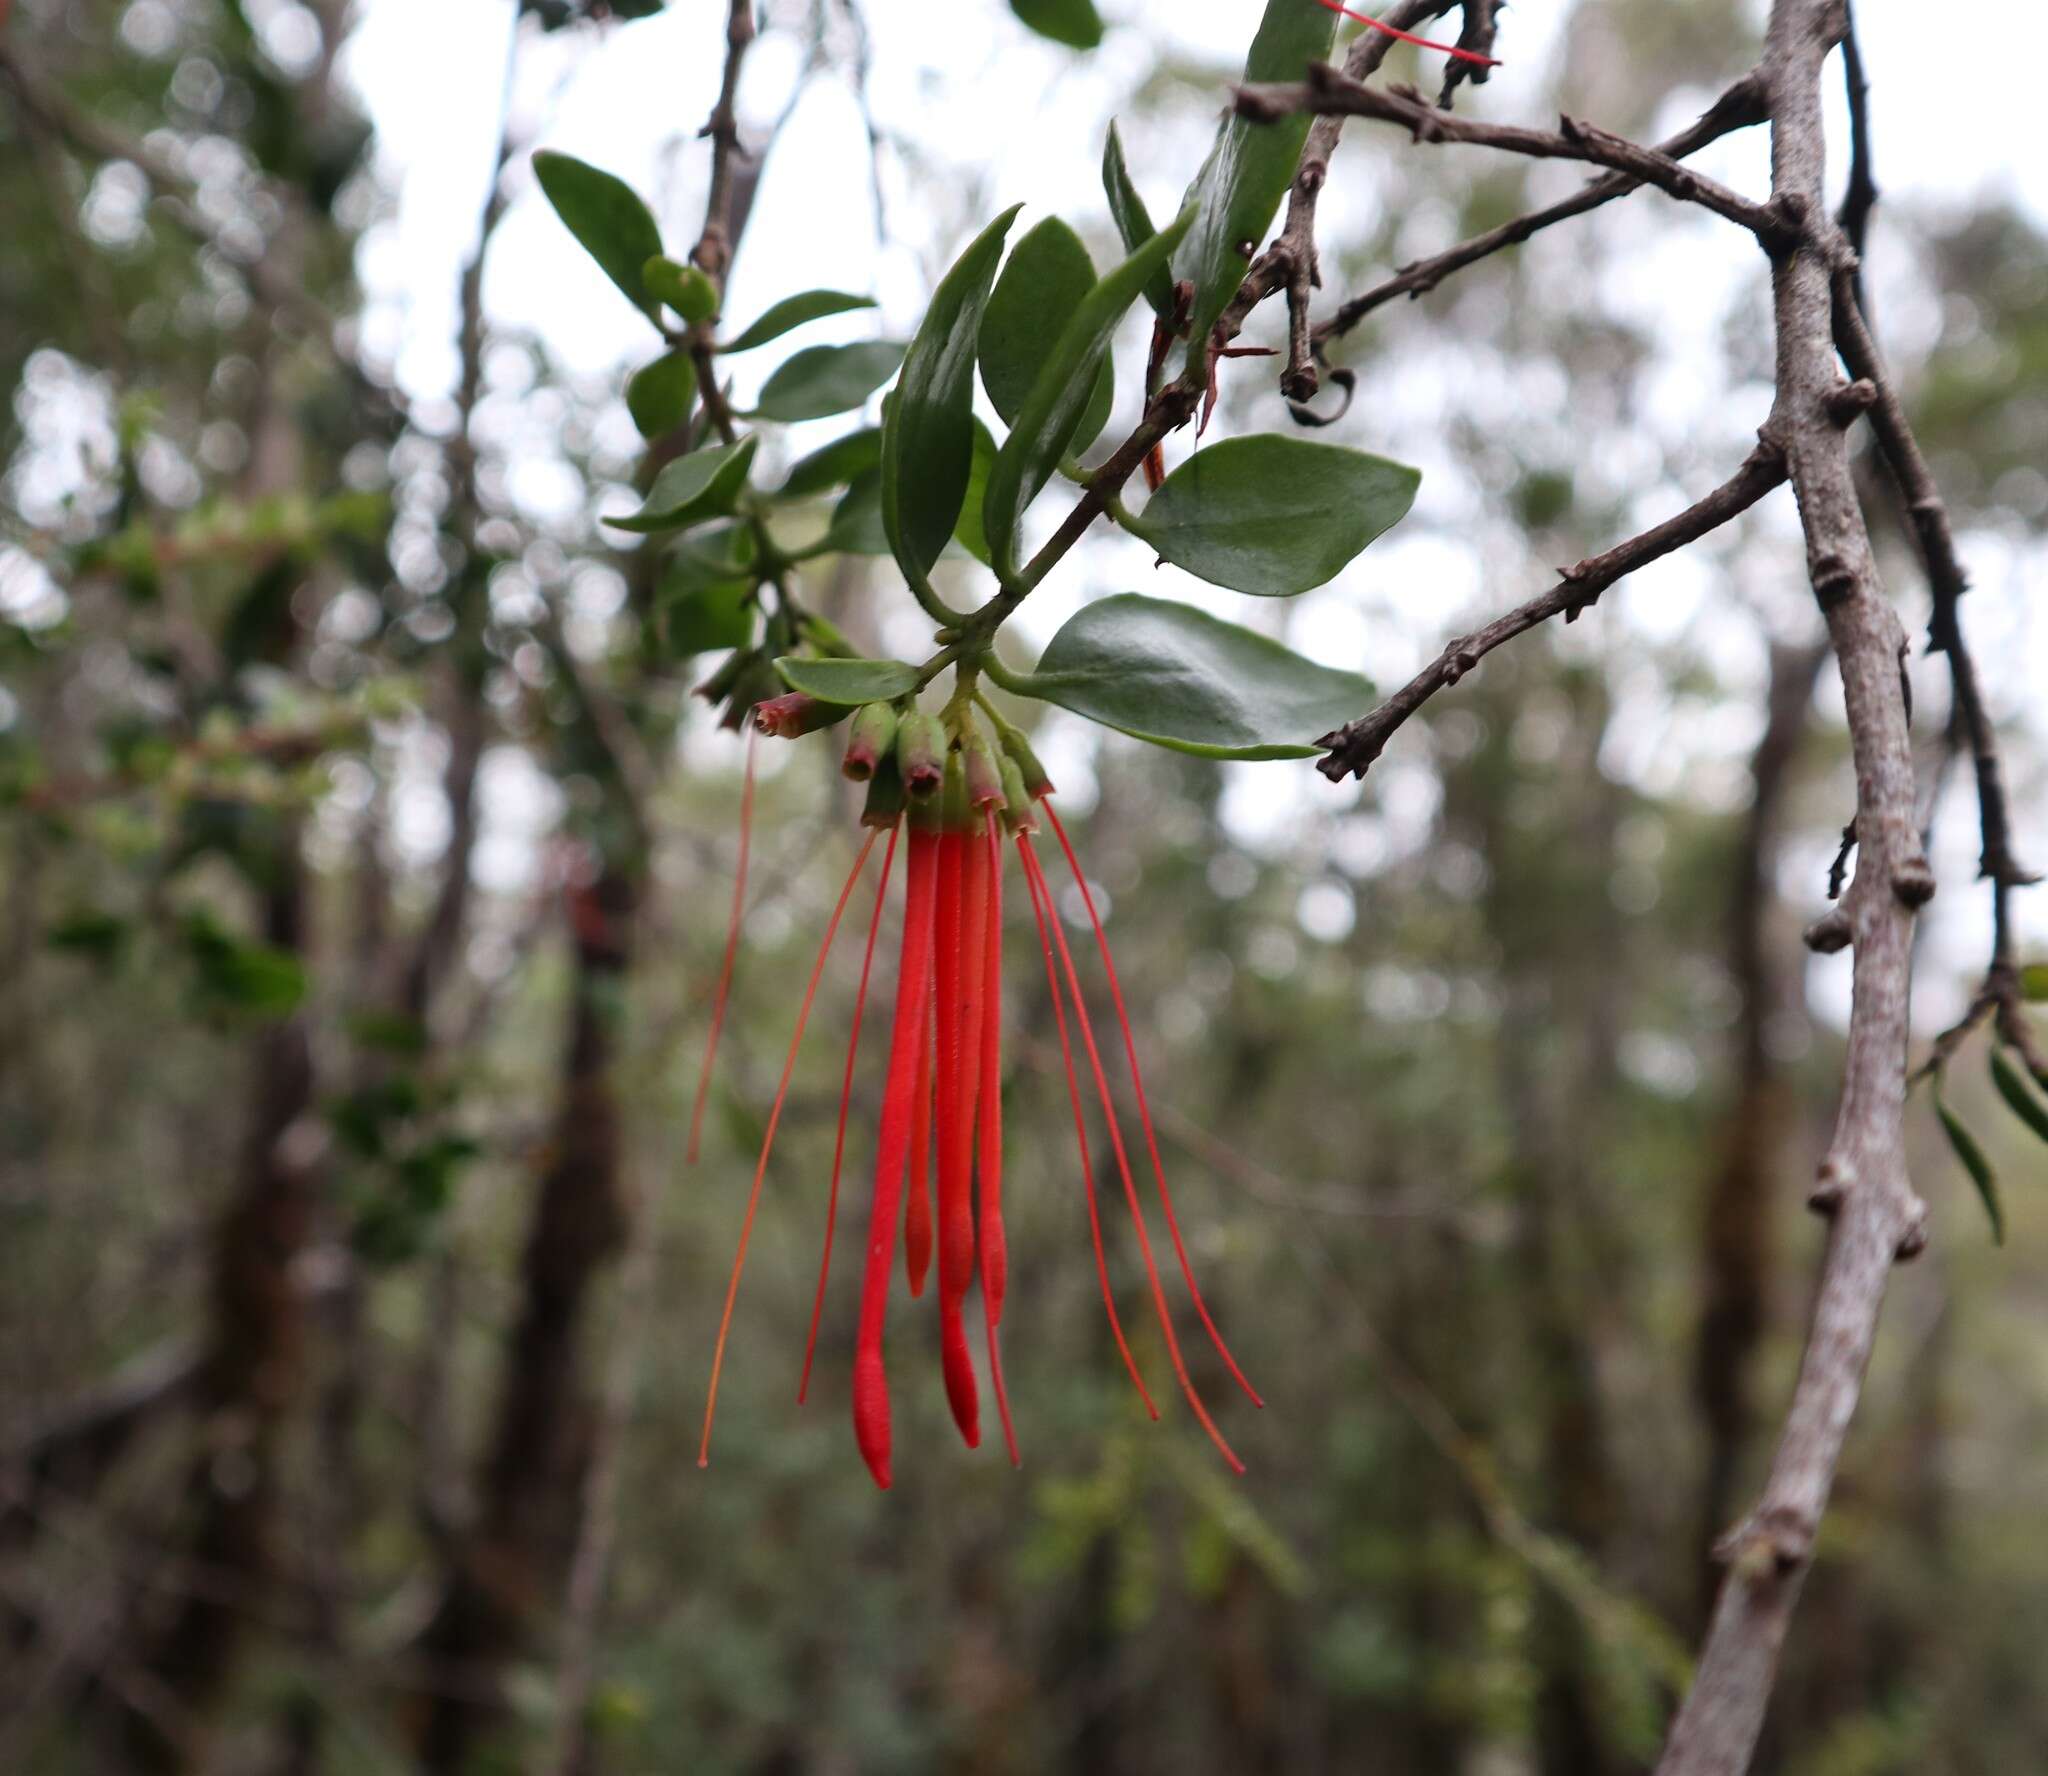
[1806,1158,1849,1216]
[1891,857,1937,908]
[1823,377,1877,426]
[1894,1204,1930,1263]
[1811,551,1857,606]
[1804,908,1852,953]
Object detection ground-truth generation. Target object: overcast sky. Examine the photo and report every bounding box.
[332,0,2048,1024]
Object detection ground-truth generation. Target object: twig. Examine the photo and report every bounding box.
[1834,0,1875,312]
[1316,442,1790,781]
[1235,65,1797,250]
[1657,6,1932,1769]
[1317,72,1768,346]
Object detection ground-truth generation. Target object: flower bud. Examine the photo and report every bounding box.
[894,711,946,798]
[940,748,971,831]
[860,756,906,828]
[753,690,841,739]
[842,701,899,781]
[964,732,1006,812]
[997,755,1037,833]
[997,725,1053,800]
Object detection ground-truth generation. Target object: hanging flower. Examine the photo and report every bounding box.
[697,708,1260,1489]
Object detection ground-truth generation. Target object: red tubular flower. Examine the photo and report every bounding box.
[706,718,1250,1489]
[852,798,942,1490]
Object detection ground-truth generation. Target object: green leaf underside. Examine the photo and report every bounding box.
[882,206,1022,588]
[532,150,665,326]
[722,289,877,353]
[1022,592,1372,758]
[750,340,905,423]
[775,656,920,704]
[1125,436,1420,595]
[626,349,699,439]
[1009,0,1103,51]
[1103,121,1174,319]
[953,418,999,566]
[663,521,755,590]
[1991,1047,2048,1144]
[983,206,1193,575]
[980,216,1113,457]
[605,437,758,533]
[826,470,890,555]
[643,255,716,323]
[779,428,882,498]
[1171,0,1338,352]
[666,579,752,656]
[1934,1075,2003,1244]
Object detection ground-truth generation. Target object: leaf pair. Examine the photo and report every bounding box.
[1934,1044,2048,1246]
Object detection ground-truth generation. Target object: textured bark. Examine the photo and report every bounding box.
[1658,4,1930,1769]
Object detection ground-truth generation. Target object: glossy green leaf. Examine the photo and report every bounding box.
[979,216,1114,457]
[604,437,758,533]
[778,428,882,498]
[880,205,1022,588]
[625,349,699,439]
[774,656,921,704]
[663,521,755,590]
[1171,0,1338,350]
[721,289,877,353]
[532,150,665,327]
[982,206,1192,575]
[1123,436,1419,595]
[1991,1047,2048,1144]
[1018,592,1373,758]
[953,419,999,566]
[1009,0,1102,50]
[748,340,905,423]
[1934,1075,2003,1244]
[642,255,717,324]
[824,469,890,555]
[1103,122,1174,320]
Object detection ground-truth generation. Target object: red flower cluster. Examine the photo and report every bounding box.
[698,715,1260,1489]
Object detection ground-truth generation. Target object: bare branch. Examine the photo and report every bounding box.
[1318,72,1768,346]
[1316,443,1789,781]
[1658,5,1932,1767]
[1235,65,1795,249]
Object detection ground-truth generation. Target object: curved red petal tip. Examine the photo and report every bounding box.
[941,1311,981,1449]
[854,1349,893,1490]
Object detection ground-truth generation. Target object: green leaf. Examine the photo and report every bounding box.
[183,908,308,1018]
[665,580,753,656]
[880,205,1022,589]
[748,340,905,423]
[1991,1046,2048,1145]
[604,437,758,533]
[721,290,877,353]
[1103,122,1174,320]
[625,349,699,439]
[1934,1074,2003,1244]
[2021,962,2048,1002]
[774,656,921,704]
[532,150,665,327]
[1123,436,1419,595]
[824,469,890,555]
[982,206,1193,576]
[1171,0,1339,350]
[642,255,717,324]
[1018,592,1373,758]
[953,419,1000,566]
[1009,0,1103,50]
[778,428,882,498]
[664,521,756,589]
[978,216,1114,457]
[346,1009,429,1057]
[46,909,129,961]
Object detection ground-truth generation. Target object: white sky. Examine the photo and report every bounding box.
[336,0,2048,1023]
